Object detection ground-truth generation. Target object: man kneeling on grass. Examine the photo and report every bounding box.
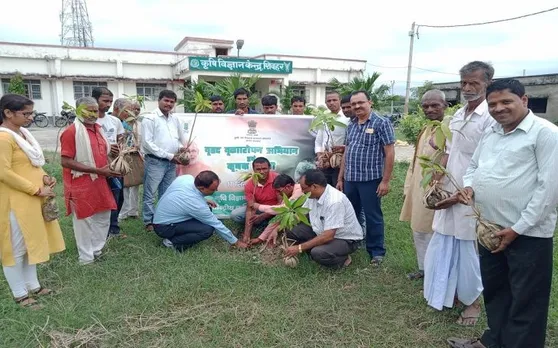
[153,171,248,251]
[283,169,363,268]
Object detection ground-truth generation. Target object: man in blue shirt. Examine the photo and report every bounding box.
[153,171,248,251]
[337,90,395,266]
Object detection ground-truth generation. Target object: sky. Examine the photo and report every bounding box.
[1,0,557,95]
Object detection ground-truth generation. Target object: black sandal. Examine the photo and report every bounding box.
[406,270,424,280]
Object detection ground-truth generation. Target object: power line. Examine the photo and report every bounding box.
[366,63,459,76]
[417,6,558,29]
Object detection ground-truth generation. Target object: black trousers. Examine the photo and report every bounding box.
[287,222,359,269]
[154,219,214,252]
[479,236,553,348]
[321,167,340,188]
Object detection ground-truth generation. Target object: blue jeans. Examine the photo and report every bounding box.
[108,177,124,235]
[344,179,385,258]
[142,155,176,226]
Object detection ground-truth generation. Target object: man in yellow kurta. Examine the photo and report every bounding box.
[400,90,447,280]
[0,94,65,309]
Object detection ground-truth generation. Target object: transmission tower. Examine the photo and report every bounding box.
[60,0,94,47]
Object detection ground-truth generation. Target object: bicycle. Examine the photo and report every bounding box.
[23,111,49,128]
[55,110,76,127]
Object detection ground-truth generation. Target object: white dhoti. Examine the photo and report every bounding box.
[72,210,111,264]
[413,231,433,271]
[119,186,140,220]
[423,232,483,310]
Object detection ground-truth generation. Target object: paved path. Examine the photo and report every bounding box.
[29,126,415,162]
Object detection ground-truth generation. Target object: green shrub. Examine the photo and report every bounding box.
[398,104,463,146]
[398,111,427,146]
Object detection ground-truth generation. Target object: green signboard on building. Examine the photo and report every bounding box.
[188,56,293,74]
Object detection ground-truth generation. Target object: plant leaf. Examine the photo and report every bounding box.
[297,207,310,215]
[272,206,289,214]
[434,128,445,150]
[420,172,433,188]
[269,215,281,224]
[331,120,348,128]
[296,211,311,226]
[292,193,308,209]
[281,193,291,207]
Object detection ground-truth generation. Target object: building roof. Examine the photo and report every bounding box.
[433,72,558,86]
[174,36,234,51]
[0,41,198,56]
[253,53,367,63]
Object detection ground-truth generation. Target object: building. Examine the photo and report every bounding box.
[433,73,558,122]
[0,36,366,116]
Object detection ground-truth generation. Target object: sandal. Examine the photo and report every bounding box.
[30,287,54,297]
[15,296,42,310]
[456,302,481,326]
[406,270,424,280]
[370,256,384,267]
[447,338,486,348]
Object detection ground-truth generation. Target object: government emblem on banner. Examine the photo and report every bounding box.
[247,120,258,136]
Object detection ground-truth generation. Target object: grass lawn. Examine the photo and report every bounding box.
[1,159,556,347]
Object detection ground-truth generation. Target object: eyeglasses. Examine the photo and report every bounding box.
[17,111,34,117]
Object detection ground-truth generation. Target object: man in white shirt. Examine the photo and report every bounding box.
[423,61,496,326]
[140,89,187,231]
[283,169,363,268]
[92,87,125,237]
[447,79,558,348]
[314,91,350,187]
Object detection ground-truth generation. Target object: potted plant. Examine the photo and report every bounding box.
[418,155,502,251]
[309,108,347,169]
[176,91,211,165]
[269,192,311,267]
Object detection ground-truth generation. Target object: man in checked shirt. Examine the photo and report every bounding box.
[337,90,395,266]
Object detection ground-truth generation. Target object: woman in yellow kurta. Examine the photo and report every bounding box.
[0,94,65,309]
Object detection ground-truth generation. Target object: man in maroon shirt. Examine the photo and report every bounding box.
[230,157,280,242]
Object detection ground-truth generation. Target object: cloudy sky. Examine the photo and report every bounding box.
[2,0,557,94]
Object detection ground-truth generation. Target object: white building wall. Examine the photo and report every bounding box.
[0,41,365,116]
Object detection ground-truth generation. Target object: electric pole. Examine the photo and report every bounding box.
[390,80,395,114]
[403,22,416,115]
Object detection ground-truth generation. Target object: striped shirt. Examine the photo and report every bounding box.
[303,185,363,241]
[463,111,558,238]
[344,112,395,182]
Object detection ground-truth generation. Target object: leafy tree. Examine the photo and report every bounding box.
[279,85,294,114]
[8,72,26,96]
[329,72,392,110]
[180,79,215,112]
[213,73,260,111]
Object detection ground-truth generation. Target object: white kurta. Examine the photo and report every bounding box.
[432,100,496,240]
[424,100,495,310]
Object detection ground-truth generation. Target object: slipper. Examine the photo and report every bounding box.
[343,255,352,268]
[447,338,485,348]
[456,312,480,326]
[15,296,43,310]
[407,270,424,280]
[30,287,54,297]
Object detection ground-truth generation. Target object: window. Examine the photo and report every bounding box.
[290,85,308,101]
[528,97,548,113]
[1,78,42,100]
[73,81,107,100]
[215,48,228,57]
[136,83,167,100]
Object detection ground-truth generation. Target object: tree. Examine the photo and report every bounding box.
[180,79,215,113]
[329,72,392,110]
[279,85,294,114]
[213,73,260,111]
[8,72,26,96]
